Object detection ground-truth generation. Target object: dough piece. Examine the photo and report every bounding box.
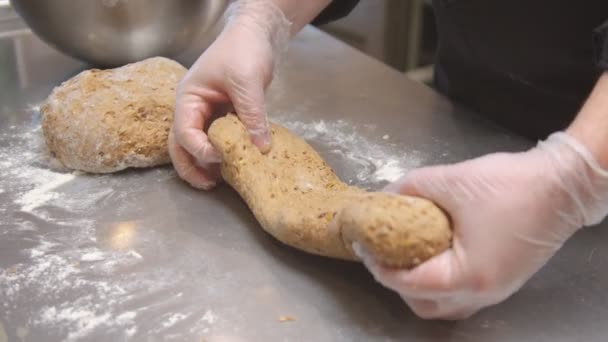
[337,192,451,268]
[41,57,187,173]
[208,114,452,269]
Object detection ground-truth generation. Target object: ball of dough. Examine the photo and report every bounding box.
[41,57,187,173]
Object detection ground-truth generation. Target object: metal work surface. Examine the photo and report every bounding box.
[1,14,608,342]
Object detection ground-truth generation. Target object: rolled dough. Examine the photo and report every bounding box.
[208,114,452,269]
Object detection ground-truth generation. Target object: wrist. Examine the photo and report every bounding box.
[566,72,608,168]
[543,132,608,227]
[225,0,292,55]
[270,0,332,33]
[566,122,608,169]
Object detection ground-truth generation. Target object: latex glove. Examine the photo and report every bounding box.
[356,132,608,320]
[169,0,291,189]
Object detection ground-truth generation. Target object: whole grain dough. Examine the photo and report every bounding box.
[41,57,187,173]
[208,114,452,269]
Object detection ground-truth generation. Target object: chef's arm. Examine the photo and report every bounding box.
[567,72,608,168]
[169,0,350,189]
[570,21,608,167]
[356,23,608,321]
[360,74,608,320]
[270,0,332,34]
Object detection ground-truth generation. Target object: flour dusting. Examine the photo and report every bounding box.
[374,159,403,183]
[202,310,217,324]
[16,171,76,212]
[0,125,77,216]
[273,116,422,186]
[162,313,188,328]
[2,106,418,341]
[81,251,105,262]
[0,108,205,341]
[39,307,112,341]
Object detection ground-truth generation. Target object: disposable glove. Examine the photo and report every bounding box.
[356,132,608,319]
[169,0,291,189]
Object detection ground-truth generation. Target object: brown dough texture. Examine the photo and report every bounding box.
[41,57,187,173]
[208,114,452,269]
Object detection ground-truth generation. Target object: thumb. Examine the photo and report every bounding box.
[364,248,465,298]
[226,70,271,152]
[383,165,462,212]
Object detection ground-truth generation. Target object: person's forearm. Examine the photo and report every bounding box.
[270,0,332,35]
[567,72,608,168]
[226,0,331,51]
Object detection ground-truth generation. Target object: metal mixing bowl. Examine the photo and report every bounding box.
[11,0,229,67]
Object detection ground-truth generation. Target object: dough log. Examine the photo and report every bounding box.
[208,115,452,269]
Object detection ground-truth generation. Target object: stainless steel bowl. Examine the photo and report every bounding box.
[11,0,229,67]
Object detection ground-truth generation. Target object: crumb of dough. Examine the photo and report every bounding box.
[278,316,296,322]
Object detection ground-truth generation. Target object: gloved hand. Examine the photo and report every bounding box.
[355,132,608,320]
[169,0,292,189]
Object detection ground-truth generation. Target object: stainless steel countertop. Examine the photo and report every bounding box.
[1,12,608,342]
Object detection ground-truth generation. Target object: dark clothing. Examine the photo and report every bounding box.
[594,21,608,70]
[316,1,608,139]
[432,1,608,139]
[312,0,359,26]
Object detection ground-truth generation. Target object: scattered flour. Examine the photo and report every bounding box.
[0,124,76,216]
[116,311,137,326]
[29,239,58,258]
[274,117,422,185]
[41,307,136,339]
[0,109,176,340]
[162,313,188,328]
[80,251,106,262]
[2,107,416,341]
[374,159,403,183]
[127,250,143,259]
[2,237,142,341]
[39,306,112,341]
[16,171,76,212]
[202,310,217,325]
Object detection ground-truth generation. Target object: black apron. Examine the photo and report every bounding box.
[432,1,608,139]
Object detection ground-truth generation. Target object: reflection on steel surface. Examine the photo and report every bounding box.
[109,221,138,250]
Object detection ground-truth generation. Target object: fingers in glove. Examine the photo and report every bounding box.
[226,67,271,152]
[356,239,489,320]
[401,296,477,320]
[361,246,466,298]
[383,165,467,213]
[173,93,222,163]
[169,129,220,190]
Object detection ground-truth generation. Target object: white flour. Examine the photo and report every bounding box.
[162,313,188,328]
[273,116,422,186]
[2,105,417,340]
[0,110,181,340]
[0,124,77,216]
[1,232,143,340]
[202,310,217,324]
[15,170,76,212]
[80,251,106,262]
[39,307,112,341]
[374,159,403,183]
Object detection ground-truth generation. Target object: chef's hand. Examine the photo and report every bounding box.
[169,0,291,189]
[356,132,608,319]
